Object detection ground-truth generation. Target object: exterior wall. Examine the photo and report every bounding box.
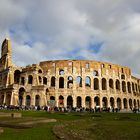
[0,39,140,109]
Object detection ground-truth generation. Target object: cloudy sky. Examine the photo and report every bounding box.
[0,0,140,77]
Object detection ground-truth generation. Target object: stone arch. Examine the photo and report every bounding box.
[38,69,42,73]
[123,98,127,109]
[116,80,120,90]
[134,99,136,108]
[38,76,42,84]
[102,78,107,90]
[135,84,138,92]
[59,77,64,88]
[67,96,73,107]
[76,76,82,87]
[49,96,55,107]
[85,76,91,87]
[43,77,47,85]
[14,70,20,84]
[26,95,31,106]
[94,78,99,90]
[67,76,73,88]
[77,96,82,108]
[35,95,40,106]
[59,95,64,107]
[110,97,114,108]
[28,75,33,84]
[132,82,135,93]
[129,99,132,109]
[50,96,55,100]
[127,82,131,93]
[18,87,25,106]
[94,96,100,106]
[51,76,55,87]
[109,79,114,89]
[121,74,125,80]
[93,70,99,76]
[85,96,91,108]
[102,97,108,108]
[122,81,126,92]
[117,98,121,109]
[59,69,64,75]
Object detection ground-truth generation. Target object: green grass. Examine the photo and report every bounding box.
[0,111,140,140]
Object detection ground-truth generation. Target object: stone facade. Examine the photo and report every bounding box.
[0,38,140,109]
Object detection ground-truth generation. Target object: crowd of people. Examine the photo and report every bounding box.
[0,104,139,113]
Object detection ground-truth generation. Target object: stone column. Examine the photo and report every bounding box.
[82,96,85,108]
[10,92,14,105]
[73,96,76,108]
[64,96,67,107]
[3,93,6,104]
[100,96,103,108]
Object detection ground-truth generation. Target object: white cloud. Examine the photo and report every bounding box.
[0,0,140,77]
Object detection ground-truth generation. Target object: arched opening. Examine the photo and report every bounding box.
[51,77,55,87]
[43,77,47,85]
[67,96,73,107]
[59,95,64,107]
[59,77,64,88]
[28,75,33,84]
[116,80,120,90]
[38,76,42,84]
[102,97,108,108]
[122,81,126,92]
[76,76,82,87]
[49,96,55,107]
[18,87,25,106]
[38,69,42,73]
[110,97,114,108]
[121,74,125,80]
[59,69,64,75]
[94,78,99,90]
[117,98,121,109]
[14,70,20,84]
[102,78,107,90]
[35,95,40,106]
[26,95,31,106]
[85,96,91,108]
[77,96,82,108]
[129,99,132,109]
[67,76,73,88]
[127,82,131,93]
[6,94,11,105]
[93,70,99,76]
[109,79,114,89]
[85,76,91,87]
[0,94,4,105]
[134,99,136,108]
[123,98,127,109]
[94,96,100,107]
[132,83,135,93]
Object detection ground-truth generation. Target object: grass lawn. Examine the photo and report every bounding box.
[0,110,140,140]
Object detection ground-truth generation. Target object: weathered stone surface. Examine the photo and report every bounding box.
[0,38,140,110]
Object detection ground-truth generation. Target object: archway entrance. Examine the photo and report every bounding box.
[18,88,25,106]
[26,95,31,106]
[67,96,73,107]
[85,96,91,108]
[123,98,127,109]
[102,97,108,108]
[94,96,100,107]
[35,95,40,106]
[59,95,64,107]
[117,98,121,109]
[77,96,82,108]
[110,97,114,108]
[6,94,11,105]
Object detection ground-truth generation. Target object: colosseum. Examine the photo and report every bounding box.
[0,38,140,110]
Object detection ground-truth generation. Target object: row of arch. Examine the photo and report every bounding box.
[14,70,140,94]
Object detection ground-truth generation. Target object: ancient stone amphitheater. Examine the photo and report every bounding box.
[0,38,140,110]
